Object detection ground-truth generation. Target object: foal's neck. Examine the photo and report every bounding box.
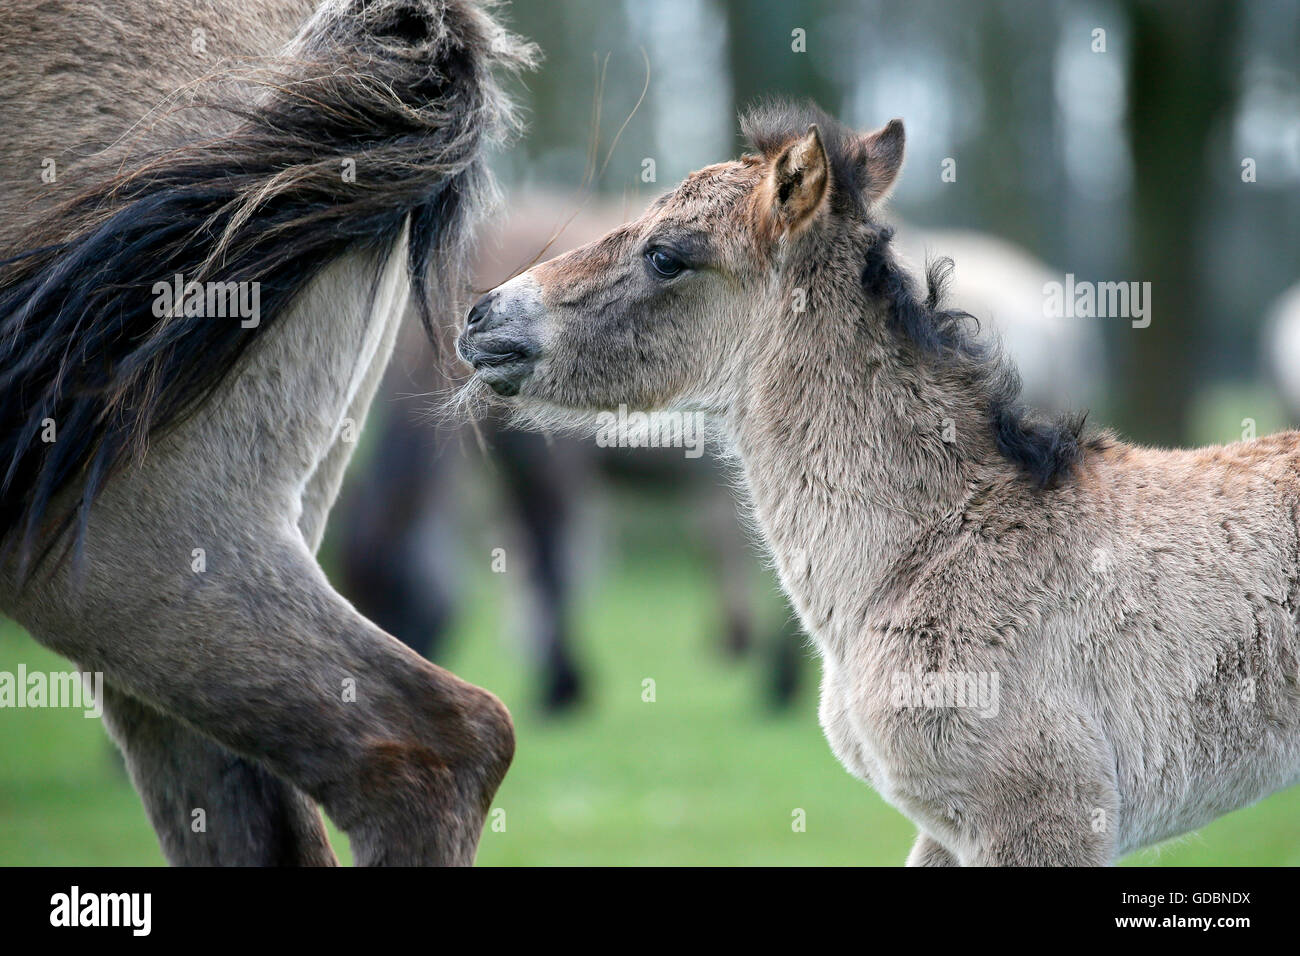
[732,280,1001,655]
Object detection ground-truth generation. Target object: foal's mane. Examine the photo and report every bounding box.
[860,229,1097,488]
[743,100,1096,489]
[0,0,535,575]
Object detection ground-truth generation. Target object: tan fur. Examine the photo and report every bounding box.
[462,107,1300,865]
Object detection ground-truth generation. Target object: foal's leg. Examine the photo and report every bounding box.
[958,716,1119,866]
[963,809,1117,866]
[906,833,958,867]
[100,685,337,866]
[962,791,1119,866]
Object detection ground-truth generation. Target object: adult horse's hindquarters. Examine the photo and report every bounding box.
[0,0,534,865]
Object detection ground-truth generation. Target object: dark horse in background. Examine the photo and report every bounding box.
[0,0,533,865]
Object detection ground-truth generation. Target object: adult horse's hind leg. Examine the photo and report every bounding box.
[8,250,515,864]
[100,685,337,866]
[26,532,513,866]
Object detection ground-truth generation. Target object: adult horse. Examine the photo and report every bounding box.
[0,0,532,865]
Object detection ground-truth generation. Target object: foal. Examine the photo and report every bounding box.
[460,102,1300,865]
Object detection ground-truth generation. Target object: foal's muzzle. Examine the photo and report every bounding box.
[457,288,540,397]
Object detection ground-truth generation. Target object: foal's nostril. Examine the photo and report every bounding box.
[466,292,496,330]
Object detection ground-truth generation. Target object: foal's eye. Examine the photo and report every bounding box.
[645,248,685,278]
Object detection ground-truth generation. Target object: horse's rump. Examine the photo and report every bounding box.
[0,0,534,577]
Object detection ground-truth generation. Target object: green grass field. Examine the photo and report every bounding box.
[3,483,1300,866]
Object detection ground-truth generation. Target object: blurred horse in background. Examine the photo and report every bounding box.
[333,190,1106,714]
[1266,282,1300,421]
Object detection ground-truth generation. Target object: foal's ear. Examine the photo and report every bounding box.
[854,118,905,203]
[764,124,830,235]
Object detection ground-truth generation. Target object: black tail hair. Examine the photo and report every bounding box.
[0,0,535,579]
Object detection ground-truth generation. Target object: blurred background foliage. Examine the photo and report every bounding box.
[4,0,1300,866]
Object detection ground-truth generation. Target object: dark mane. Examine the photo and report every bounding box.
[862,228,1092,488]
[0,0,535,574]
[743,99,1093,489]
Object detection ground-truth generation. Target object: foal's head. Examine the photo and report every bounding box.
[461,101,1086,486]
[460,102,903,408]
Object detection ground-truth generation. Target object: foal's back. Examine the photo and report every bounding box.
[1061,432,1300,849]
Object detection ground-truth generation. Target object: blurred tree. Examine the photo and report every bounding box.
[721,0,845,123]
[965,1,1059,258]
[494,0,652,194]
[1123,0,1239,443]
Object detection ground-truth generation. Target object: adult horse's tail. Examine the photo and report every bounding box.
[0,0,535,578]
